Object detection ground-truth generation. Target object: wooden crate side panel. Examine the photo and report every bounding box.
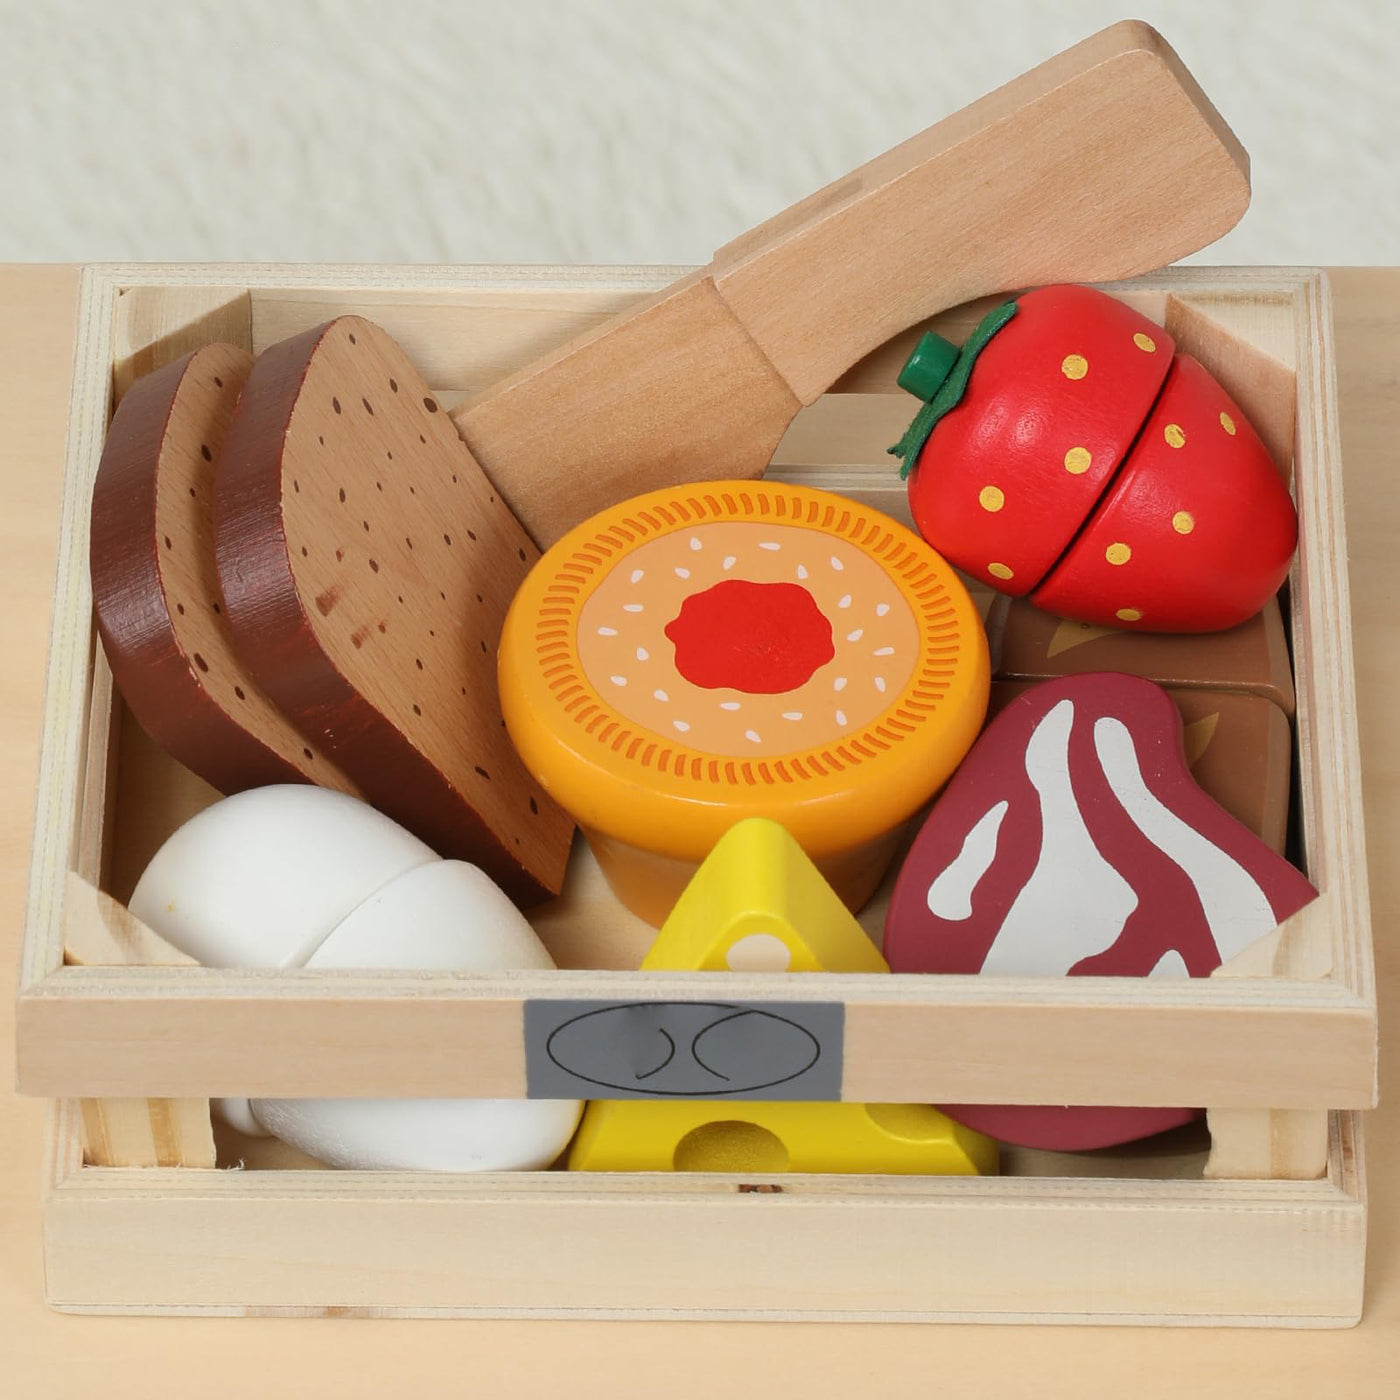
[38,1103,1366,1323]
[64,874,214,1168]
[110,285,253,400]
[42,1162,1364,1324]
[1290,273,1376,1011]
[19,268,121,994]
[18,953,1374,1107]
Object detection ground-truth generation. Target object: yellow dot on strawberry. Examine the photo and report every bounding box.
[1164,423,1186,449]
[1172,511,1195,534]
[1105,542,1132,565]
[1061,354,1088,380]
[1133,332,1156,353]
[1220,411,1236,435]
[1064,446,1092,475]
[1116,607,1143,623]
[979,485,1005,512]
[988,562,1014,581]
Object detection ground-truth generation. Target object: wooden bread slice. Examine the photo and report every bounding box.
[214,316,573,905]
[91,344,358,796]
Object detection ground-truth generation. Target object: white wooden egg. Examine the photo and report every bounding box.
[128,786,582,1170]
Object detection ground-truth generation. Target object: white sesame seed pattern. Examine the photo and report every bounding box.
[576,521,922,758]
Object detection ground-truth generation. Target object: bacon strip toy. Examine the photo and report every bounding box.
[884,672,1317,1150]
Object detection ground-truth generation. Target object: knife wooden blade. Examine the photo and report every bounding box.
[452,21,1249,547]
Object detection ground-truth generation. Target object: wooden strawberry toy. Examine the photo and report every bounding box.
[889,285,1297,632]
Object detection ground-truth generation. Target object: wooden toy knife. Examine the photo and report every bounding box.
[451,21,1249,547]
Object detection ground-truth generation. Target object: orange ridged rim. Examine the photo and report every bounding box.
[499,482,989,861]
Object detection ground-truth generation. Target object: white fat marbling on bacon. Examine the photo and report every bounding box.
[1148,948,1190,979]
[981,700,1139,976]
[1092,716,1277,963]
[927,800,1008,920]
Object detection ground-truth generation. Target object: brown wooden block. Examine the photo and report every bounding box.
[986,594,1294,716]
[990,681,1292,853]
[214,316,574,905]
[90,344,358,796]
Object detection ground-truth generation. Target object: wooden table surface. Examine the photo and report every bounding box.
[1,266,1394,1395]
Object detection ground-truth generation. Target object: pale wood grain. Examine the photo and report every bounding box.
[60,860,223,1168]
[64,871,197,970]
[15,959,1375,1107]
[39,1102,1363,1323]
[4,262,1400,1374]
[64,871,215,1168]
[709,23,1247,403]
[5,264,1379,1327]
[15,267,1374,1124]
[452,22,1250,545]
[1207,903,1336,1179]
[1164,293,1298,480]
[111,284,252,403]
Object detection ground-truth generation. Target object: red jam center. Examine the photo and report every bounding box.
[664,579,834,694]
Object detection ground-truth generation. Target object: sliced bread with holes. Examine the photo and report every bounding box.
[214,316,573,905]
[91,343,358,795]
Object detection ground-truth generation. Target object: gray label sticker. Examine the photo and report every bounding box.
[524,1000,844,1100]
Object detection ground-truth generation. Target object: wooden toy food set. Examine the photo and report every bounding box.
[15,23,1376,1325]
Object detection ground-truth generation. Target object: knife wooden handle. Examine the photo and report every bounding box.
[454,21,1249,547]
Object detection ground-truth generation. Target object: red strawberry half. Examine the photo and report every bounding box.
[893,285,1297,633]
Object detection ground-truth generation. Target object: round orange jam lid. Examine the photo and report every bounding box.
[498,482,989,862]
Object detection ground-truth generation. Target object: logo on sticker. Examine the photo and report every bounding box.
[543,1001,823,1096]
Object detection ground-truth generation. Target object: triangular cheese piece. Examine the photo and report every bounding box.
[640,818,887,974]
[567,1100,996,1175]
[568,819,994,1176]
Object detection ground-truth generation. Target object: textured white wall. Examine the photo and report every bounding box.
[1,0,1397,267]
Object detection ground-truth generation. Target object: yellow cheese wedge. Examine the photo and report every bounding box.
[567,819,997,1176]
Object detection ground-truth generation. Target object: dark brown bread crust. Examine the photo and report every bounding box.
[214,317,572,906]
[90,344,347,794]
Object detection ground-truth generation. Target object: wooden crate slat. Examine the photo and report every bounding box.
[40,1102,1365,1323]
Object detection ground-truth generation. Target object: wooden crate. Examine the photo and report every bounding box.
[15,264,1376,1324]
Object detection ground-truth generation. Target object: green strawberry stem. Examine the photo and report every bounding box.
[888,297,1019,480]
